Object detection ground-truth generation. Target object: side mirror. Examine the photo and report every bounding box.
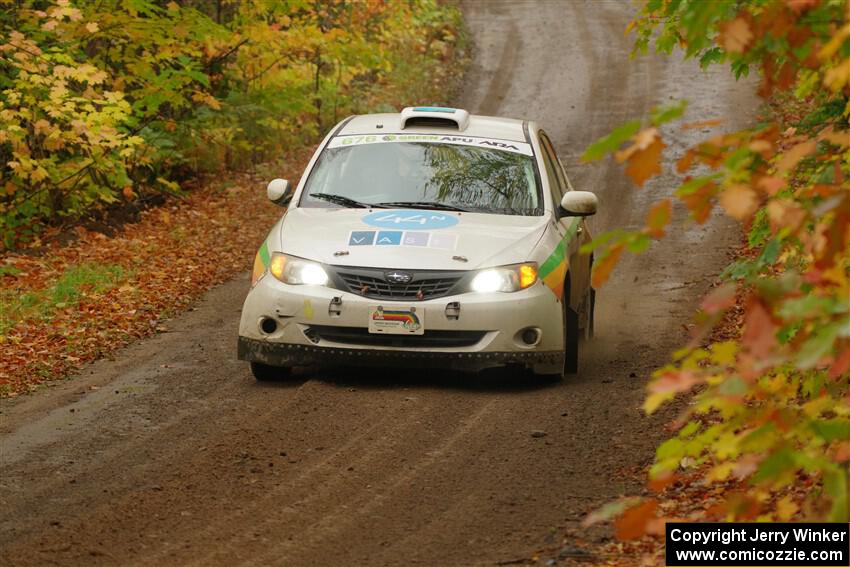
[267,178,292,206]
[559,191,597,217]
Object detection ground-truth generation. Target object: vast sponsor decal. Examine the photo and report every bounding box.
[376,231,403,245]
[327,133,533,156]
[361,210,460,230]
[538,218,581,300]
[347,230,457,250]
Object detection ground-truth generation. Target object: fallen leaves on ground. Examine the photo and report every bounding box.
[0,148,313,397]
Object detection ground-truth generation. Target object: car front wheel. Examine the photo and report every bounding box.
[534,295,579,382]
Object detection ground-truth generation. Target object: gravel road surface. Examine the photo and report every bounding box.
[0,1,756,565]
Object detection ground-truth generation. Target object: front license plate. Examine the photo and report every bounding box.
[368,305,425,335]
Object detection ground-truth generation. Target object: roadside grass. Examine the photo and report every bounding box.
[0,263,127,336]
[0,155,309,396]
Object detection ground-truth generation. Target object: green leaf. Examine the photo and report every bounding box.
[580,229,630,254]
[824,468,848,522]
[676,174,722,196]
[657,438,685,461]
[717,375,747,396]
[651,100,687,126]
[582,120,641,161]
[797,322,841,369]
[626,233,651,253]
[811,419,850,442]
[752,448,795,484]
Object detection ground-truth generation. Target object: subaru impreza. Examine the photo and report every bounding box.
[238,107,598,380]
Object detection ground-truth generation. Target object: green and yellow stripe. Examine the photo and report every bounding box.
[539,219,580,300]
[251,240,271,286]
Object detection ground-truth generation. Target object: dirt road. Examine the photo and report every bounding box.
[0,2,755,565]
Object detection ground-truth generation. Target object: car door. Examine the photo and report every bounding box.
[538,131,591,308]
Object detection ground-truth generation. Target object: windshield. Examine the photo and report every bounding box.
[299,137,542,215]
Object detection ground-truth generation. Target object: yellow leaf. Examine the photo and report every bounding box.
[818,24,850,60]
[824,57,850,92]
[707,462,735,482]
[776,496,798,521]
[30,166,49,182]
[711,341,738,365]
[644,391,673,414]
[85,22,99,33]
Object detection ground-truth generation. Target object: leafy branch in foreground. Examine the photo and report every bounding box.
[584,0,849,535]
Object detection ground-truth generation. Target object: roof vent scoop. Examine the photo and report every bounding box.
[400,106,470,131]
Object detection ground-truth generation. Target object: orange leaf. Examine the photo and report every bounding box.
[829,346,850,379]
[757,176,786,195]
[767,199,806,232]
[592,243,624,288]
[677,147,698,173]
[648,471,677,493]
[122,186,135,200]
[646,199,671,238]
[719,184,759,220]
[648,370,699,395]
[776,140,816,173]
[719,17,753,53]
[680,180,718,224]
[817,126,850,148]
[616,129,666,186]
[786,0,819,14]
[742,299,777,359]
[834,442,850,463]
[701,283,736,314]
[681,118,724,130]
[614,499,658,541]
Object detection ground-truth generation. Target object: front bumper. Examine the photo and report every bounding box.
[238,273,566,372]
[238,337,563,372]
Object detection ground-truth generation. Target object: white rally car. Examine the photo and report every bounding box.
[238,107,598,381]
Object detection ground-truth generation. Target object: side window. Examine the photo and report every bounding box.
[538,132,568,196]
[538,131,566,216]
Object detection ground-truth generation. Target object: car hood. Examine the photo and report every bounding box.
[276,207,548,270]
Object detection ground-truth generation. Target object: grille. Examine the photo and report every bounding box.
[330,266,466,301]
[307,326,486,348]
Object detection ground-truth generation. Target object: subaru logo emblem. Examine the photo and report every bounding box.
[385,271,413,284]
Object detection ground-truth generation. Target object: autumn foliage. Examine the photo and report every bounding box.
[0,0,464,249]
[583,0,850,537]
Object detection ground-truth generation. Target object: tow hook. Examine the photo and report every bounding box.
[328,296,342,317]
[445,301,461,320]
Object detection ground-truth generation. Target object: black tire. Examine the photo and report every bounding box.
[533,293,578,382]
[250,362,292,381]
[584,287,596,340]
[564,302,580,375]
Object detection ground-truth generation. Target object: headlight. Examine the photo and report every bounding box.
[470,263,538,293]
[269,253,329,286]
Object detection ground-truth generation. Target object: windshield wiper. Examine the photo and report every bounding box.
[374,201,472,212]
[310,193,384,209]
